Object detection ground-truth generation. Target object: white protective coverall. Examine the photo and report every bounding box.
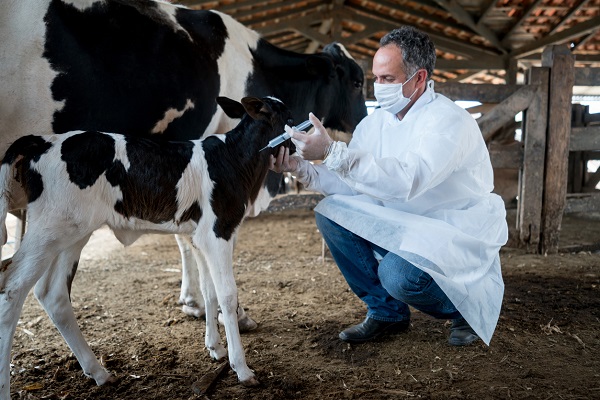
[294,81,509,345]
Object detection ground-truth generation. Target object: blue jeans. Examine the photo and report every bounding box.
[315,212,462,323]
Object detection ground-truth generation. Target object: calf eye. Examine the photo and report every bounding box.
[287,118,294,126]
[353,80,363,88]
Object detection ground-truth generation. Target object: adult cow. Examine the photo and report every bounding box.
[0,0,367,329]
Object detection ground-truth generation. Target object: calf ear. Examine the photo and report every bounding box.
[217,96,246,119]
[241,97,269,120]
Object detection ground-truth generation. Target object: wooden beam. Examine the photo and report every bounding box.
[305,17,332,54]
[574,67,600,86]
[548,0,590,35]
[342,5,500,59]
[432,0,507,54]
[435,82,522,103]
[476,0,500,23]
[510,16,600,58]
[565,193,600,213]
[489,145,524,169]
[517,67,549,252]
[435,58,507,70]
[257,13,330,44]
[500,0,545,47]
[476,85,537,141]
[347,0,467,33]
[540,45,575,254]
[570,126,600,152]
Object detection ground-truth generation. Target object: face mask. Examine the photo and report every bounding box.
[374,71,418,115]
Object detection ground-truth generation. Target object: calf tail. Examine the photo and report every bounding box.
[0,135,51,260]
[0,161,13,260]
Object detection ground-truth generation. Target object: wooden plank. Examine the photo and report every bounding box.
[540,45,575,254]
[574,67,600,86]
[569,104,586,193]
[518,67,549,252]
[435,82,521,103]
[489,144,523,169]
[569,126,600,151]
[565,193,600,213]
[477,85,536,142]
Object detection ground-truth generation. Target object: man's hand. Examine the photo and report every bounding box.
[269,146,302,173]
[289,113,333,161]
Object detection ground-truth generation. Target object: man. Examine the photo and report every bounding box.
[270,26,508,346]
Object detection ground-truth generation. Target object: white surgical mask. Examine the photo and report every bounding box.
[374,71,418,115]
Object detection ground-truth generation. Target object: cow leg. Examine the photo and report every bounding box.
[0,233,63,398]
[194,234,258,387]
[33,234,114,386]
[177,234,258,332]
[175,234,205,318]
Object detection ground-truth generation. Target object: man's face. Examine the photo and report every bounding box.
[372,45,409,85]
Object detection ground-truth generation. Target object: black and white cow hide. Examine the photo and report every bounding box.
[0,0,367,329]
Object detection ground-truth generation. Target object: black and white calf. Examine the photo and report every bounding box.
[0,96,292,395]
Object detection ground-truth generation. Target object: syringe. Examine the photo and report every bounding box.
[259,119,313,152]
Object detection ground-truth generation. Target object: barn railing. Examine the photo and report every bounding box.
[437,46,599,255]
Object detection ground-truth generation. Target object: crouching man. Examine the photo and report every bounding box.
[270,26,508,346]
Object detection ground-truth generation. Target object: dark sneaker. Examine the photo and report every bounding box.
[448,317,479,346]
[339,317,410,344]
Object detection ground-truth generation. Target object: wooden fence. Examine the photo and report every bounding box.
[437,45,600,254]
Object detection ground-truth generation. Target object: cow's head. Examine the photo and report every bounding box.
[306,43,368,134]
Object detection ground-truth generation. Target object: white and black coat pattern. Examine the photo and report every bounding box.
[0,96,293,394]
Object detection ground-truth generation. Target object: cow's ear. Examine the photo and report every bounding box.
[217,96,246,119]
[241,97,269,120]
[306,55,335,78]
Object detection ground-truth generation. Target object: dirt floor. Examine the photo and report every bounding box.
[7,195,600,400]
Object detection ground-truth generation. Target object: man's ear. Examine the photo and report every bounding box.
[216,96,246,119]
[241,97,269,120]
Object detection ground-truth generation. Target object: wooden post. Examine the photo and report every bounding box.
[518,67,549,252]
[540,45,575,254]
[569,104,586,193]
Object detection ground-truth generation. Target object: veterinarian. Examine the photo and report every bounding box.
[270,26,508,346]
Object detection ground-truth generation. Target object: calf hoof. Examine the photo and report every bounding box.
[94,372,118,386]
[102,375,119,386]
[208,346,228,361]
[182,304,205,318]
[240,376,260,387]
[238,315,259,332]
[218,313,259,332]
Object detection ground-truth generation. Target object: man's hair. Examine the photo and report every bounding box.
[380,26,436,80]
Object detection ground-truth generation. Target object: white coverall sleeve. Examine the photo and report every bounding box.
[324,115,469,202]
[293,158,359,196]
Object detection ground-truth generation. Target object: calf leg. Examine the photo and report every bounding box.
[33,234,113,386]
[192,247,226,360]
[194,235,258,387]
[177,235,257,332]
[175,234,205,318]
[0,235,63,398]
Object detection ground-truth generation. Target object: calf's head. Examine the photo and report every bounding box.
[216,96,295,155]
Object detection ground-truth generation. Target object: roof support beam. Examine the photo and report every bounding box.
[500,0,545,47]
[432,0,507,54]
[548,0,590,35]
[510,16,600,58]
